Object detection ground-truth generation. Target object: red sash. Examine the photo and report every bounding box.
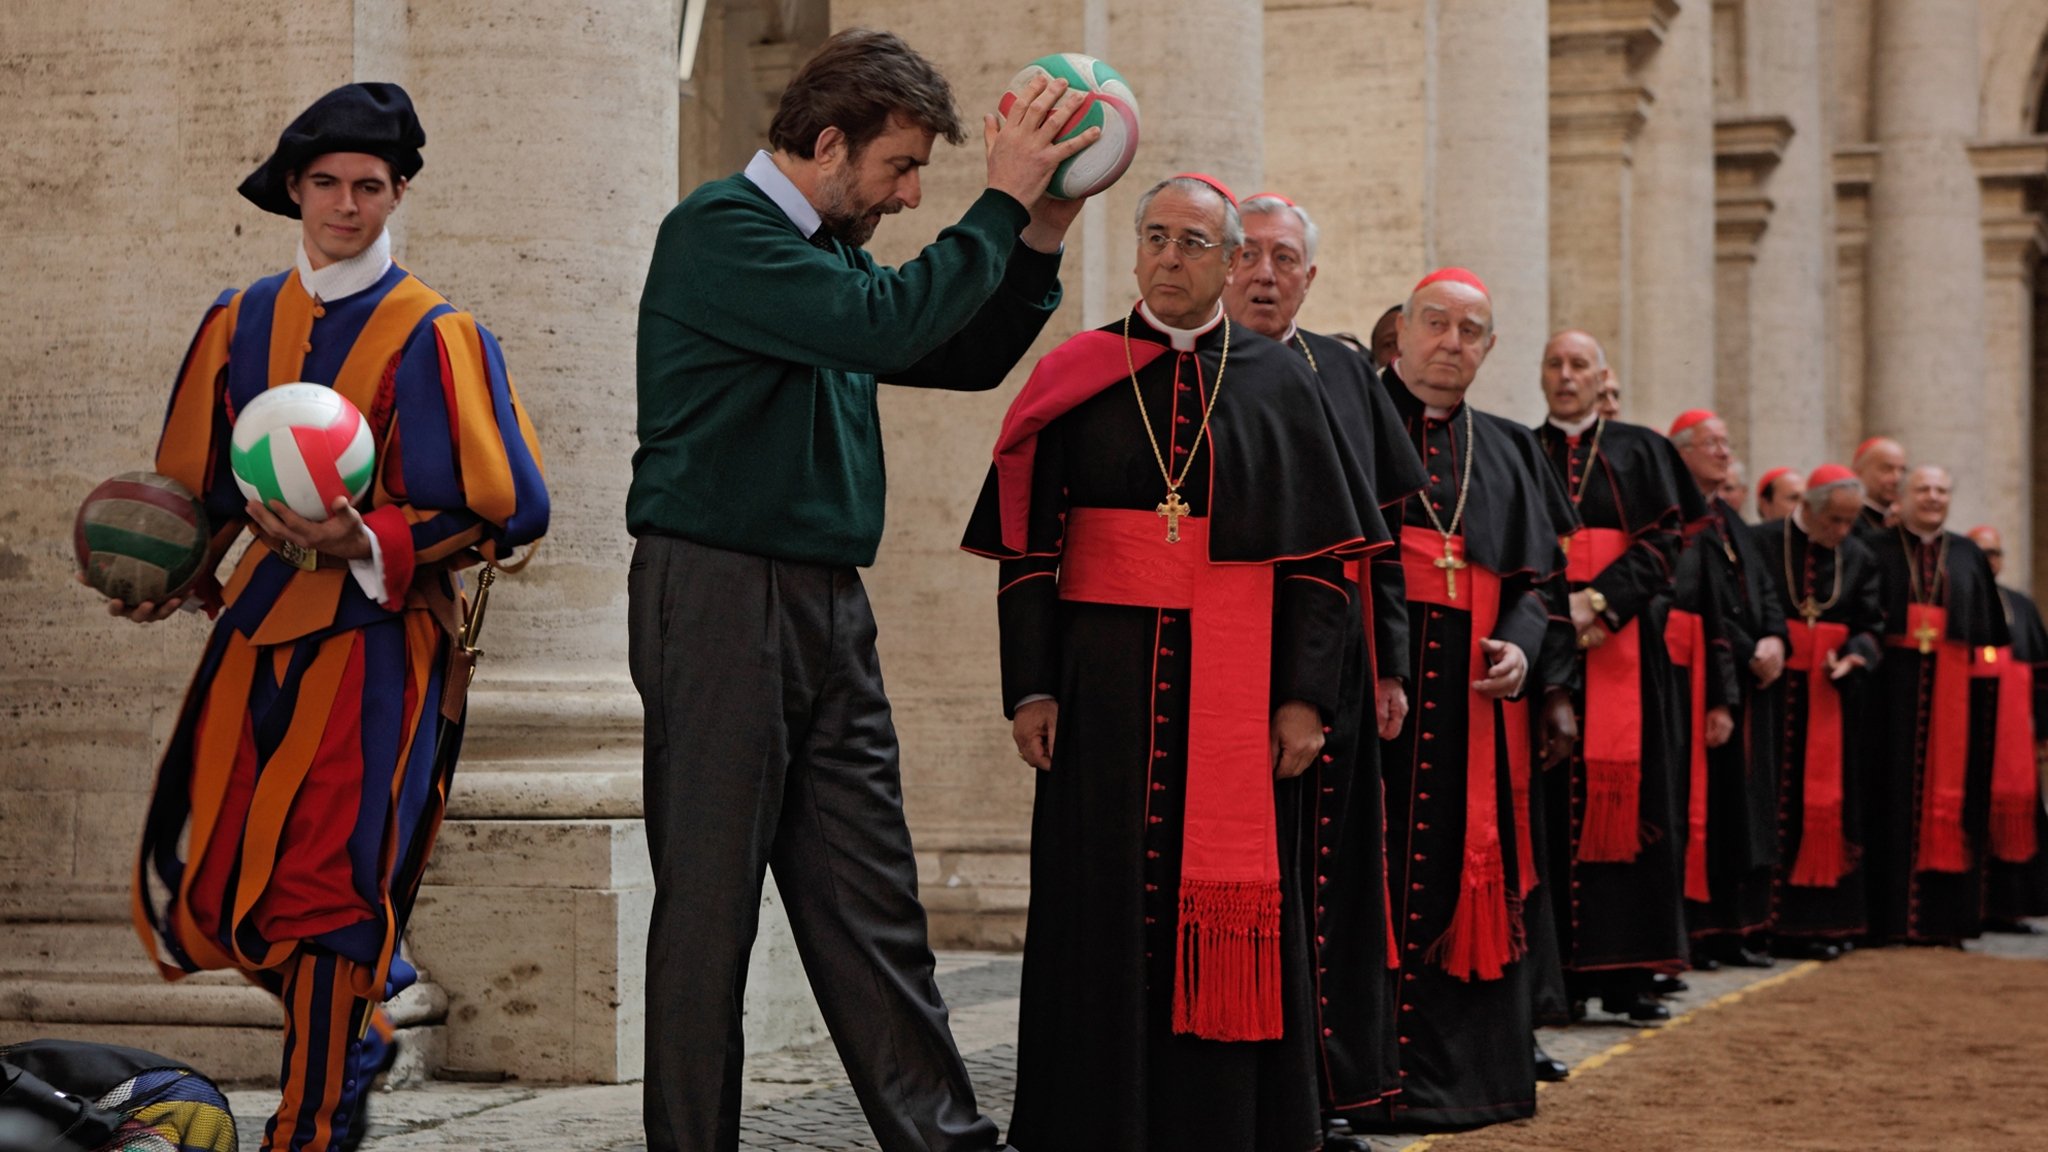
[1665,608,1711,902]
[1983,647,2040,863]
[1784,619,1853,886]
[1058,508,1283,1040]
[1564,527,1644,862]
[1401,533,1528,982]
[1884,605,1971,873]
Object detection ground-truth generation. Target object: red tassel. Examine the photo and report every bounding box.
[1788,804,1849,887]
[1172,879,1284,1041]
[1428,853,1520,982]
[1917,795,1970,874]
[1577,758,1642,862]
[1991,804,2039,865]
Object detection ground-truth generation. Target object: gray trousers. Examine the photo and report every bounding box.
[628,534,1000,1152]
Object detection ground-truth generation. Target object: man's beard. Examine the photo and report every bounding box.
[817,168,899,248]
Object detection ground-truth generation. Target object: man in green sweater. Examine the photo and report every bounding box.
[628,29,1098,1152]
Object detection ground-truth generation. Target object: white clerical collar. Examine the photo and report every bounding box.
[744,149,823,239]
[1547,411,1599,438]
[1387,363,1459,420]
[1280,321,1298,345]
[1864,499,1888,518]
[1911,525,1942,545]
[296,229,392,303]
[1137,299,1224,352]
[1792,506,1814,538]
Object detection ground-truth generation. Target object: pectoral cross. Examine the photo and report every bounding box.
[1913,621,1940,655]
[1799,597,1822,625]
[1435,538,1468,600]
[1157,490,1190,544]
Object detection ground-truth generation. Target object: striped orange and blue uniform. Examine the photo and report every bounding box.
[133,261,547,1150]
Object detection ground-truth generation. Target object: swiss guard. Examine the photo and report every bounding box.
[122,83,548,1152]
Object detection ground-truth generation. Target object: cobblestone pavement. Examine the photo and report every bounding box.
[225,929,2048,1151]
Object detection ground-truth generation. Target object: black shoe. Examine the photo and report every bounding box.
[1649,973,1688,997]
[1533,1040,1570,1082]
[1567,997,1588,1023]
[1773,939,1842,962]
[1323,1119,1377,1151]
[1600,992,1671,1022]
[1984,918,2041,935]
[1723,944,1776,968]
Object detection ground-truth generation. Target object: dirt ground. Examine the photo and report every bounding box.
[1438,948,2048,1152]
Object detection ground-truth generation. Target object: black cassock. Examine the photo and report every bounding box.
[1354,371,1573,1131]
[1682,496,1787,941]
[962,309,1379,1152]
[1287,329,1427,1116]
[1986,585,2048,919]
[1533,419,1704,982]
[1867,528,2009,943]
[1751,518,1886,941]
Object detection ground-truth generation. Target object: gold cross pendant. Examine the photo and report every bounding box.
[1435,538,1468,600]
[1799,597,1822,624]
[1157,490,1190,544]
[1913,621,1940,655]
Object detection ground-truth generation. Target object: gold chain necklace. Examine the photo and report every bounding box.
[1899,526,1949,606]
[1125,311,1229,543]
[1784,516,1841,623]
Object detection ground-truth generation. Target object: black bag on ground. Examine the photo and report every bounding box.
[0,1040,236,1152]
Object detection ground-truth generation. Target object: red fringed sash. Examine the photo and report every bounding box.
[1401,533,1526,982]
[1984,647,2040,864]
[1565,527,1644,862]
[1784,619,1853,886]
[1059,508,1284,1040]
[1665,607,1711,903]
[1885,605,1971,873]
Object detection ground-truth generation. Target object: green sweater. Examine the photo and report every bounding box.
[629,174,1063,567]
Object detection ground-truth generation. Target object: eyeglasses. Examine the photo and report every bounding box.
[1141,233,1224,260]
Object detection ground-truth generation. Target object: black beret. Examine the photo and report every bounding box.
[238,82,426,219]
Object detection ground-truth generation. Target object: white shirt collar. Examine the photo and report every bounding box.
[744,150,823,239]
[1547,411,1599,437]
[1137,299,1224,352]
[295,229,392,303]
[1792,506,1812,537]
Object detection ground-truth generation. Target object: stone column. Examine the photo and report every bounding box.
[1969,140,2047,588]
[1434,0,1553,425]
[1264,0,1431,340]
[0,0,434,1081]
[1832,145,1877,459]
[1711,116,1789,455]
[1548,0,1671,378]
[1627,0,1717,432]
[1734,0,1834,478]
[1864,0,1988,522]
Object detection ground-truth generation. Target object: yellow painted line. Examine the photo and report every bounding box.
[1396,961,1823,1150]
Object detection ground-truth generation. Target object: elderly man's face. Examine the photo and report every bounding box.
[1136,186,1235,329]
[1969,526,2006,578]
[1595,378,1622,419]
[288,152,404,269]
[1394,282,1495,409]
[1719,465,1747,511]
[1677,417,1733,489]
[1540,331,1607,423]
[1760,475,1805,520]
[1900,466,1953,535]
[1856,439,1907,506]
[1224,208,1315,340]
[1809,487,1862,549]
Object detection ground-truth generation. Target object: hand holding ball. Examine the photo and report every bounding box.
[230,383,375,521]
[75,472,209,607]
[998,54,1140,200]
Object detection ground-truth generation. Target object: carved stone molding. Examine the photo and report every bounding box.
[1714,115,1794,262]
[1549,0,1680,160]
